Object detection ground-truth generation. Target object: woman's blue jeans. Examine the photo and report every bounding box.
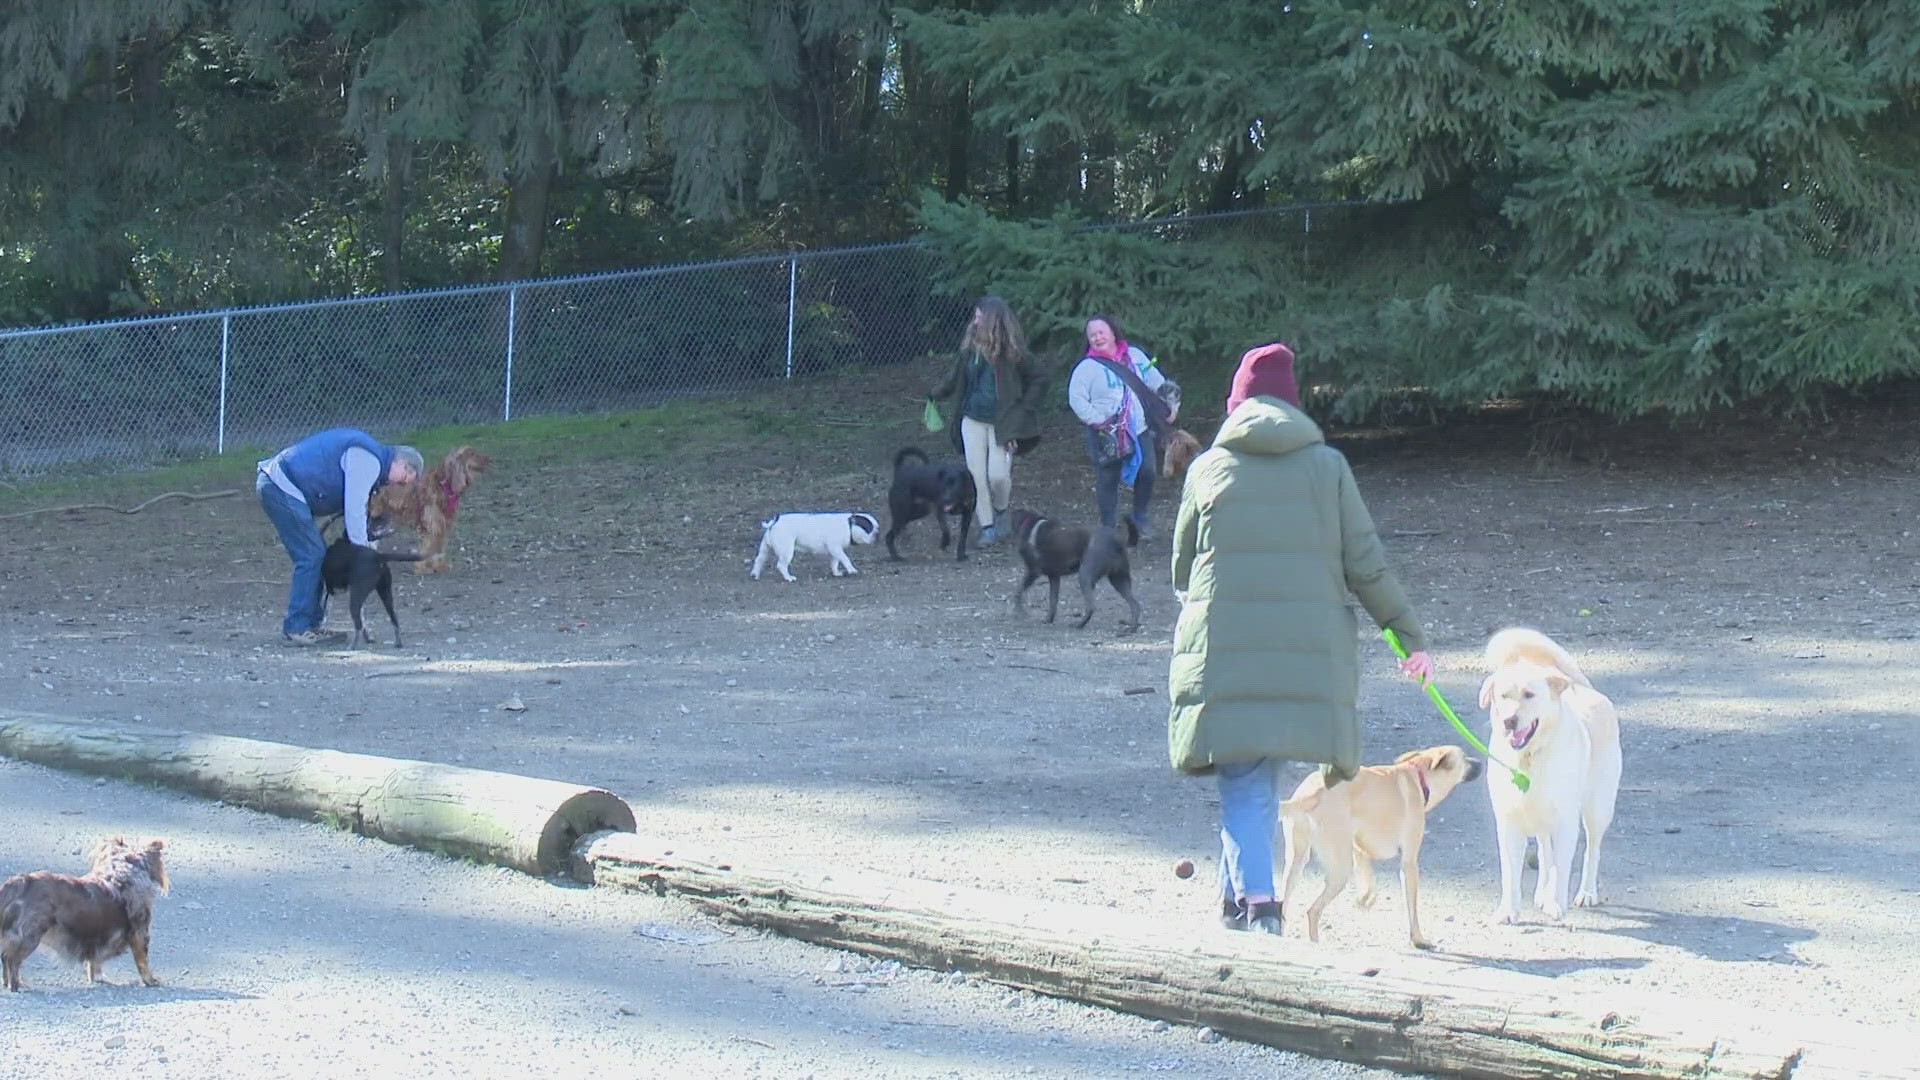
[1216,758,1281,904]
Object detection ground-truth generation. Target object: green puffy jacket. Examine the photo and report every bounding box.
[1167,395,1428,776]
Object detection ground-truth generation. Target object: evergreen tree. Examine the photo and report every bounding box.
[914,0,1920,418]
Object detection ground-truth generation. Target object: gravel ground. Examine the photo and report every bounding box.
[5,364,1920,1052]
[0,757,1404,1079]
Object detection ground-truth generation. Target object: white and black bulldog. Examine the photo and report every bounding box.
[750,511,880,582]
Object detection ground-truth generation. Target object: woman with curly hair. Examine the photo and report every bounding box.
[926,295,1049,546]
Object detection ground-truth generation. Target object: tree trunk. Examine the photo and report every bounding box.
[1083,131,1116,215]
[571,832,1892,1080]
[1004,135,1020,209]
[943,80,972,202]
[1032,132,1078,211]
[0,712,635,877]
[1208,129,1247,212]
[856,46,884,146]
[501,140,557,282]
[382,133,412,293]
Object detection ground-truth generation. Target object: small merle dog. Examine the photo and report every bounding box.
[885,446,977,562]
[1,837,170,991]
[320,536,426,648]
[1009,510,1142,631]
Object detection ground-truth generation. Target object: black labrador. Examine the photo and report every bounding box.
[885,446,978,561]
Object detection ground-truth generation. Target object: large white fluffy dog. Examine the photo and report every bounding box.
[750,512,878,582]
[1478,627,1623,924]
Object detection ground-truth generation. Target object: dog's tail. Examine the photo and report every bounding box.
[0,897,19,935]
[893,446,929,472]
[1484,626,1592,687]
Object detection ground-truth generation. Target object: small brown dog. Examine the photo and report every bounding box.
[369,445,491,573]
[1160,428,1204,481]
[1278,746,1483,950]
[1,836,170,990]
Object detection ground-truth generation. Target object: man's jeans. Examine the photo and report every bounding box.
[1216,758,1282,905]
[257,473,325,636]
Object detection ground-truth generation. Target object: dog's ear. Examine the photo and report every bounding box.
[1397,746,1448,770]
[1477,674,1497,709]
[144,842,171,893]
[1280,788,1326,816]
[1545,671,1572,695]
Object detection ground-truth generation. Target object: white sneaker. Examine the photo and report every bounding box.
[283,629,327,646]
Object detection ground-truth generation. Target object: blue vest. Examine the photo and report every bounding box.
[277,428,395,516]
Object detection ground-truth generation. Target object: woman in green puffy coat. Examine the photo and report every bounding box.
[1168,343,1433,934]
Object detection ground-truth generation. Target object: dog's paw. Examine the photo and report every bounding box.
[1574,888,1601,909]
[1489,905,1520,926]
[1538,899,1568,922]
[1410,936,1435,951]
[1354,890,1378,911]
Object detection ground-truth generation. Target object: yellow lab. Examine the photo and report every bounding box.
[1277,746,1484,949]
[1478,627,1623,924]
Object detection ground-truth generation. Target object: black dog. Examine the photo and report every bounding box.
[319,537,426,648]
[1009,510,1142,631]
[885,446,977,561]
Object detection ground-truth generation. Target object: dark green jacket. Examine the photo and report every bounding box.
[1167,396,1428,775]
[929,349,1049,444]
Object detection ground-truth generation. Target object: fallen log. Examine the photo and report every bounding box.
[0,712,634,877]
[571,831,1900,1080]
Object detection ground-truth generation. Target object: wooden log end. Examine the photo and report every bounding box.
[541,791,637,878]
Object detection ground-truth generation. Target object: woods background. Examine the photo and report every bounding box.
[2,0,1916,426]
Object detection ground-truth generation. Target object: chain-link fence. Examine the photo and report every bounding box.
[0,202,1359,477]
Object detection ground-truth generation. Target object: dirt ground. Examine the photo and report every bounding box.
[3,360,1918,1038]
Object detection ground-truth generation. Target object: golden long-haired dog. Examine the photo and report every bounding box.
[368,445,491,573]
[1,836,170,991]
[1160,428,1204,481]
